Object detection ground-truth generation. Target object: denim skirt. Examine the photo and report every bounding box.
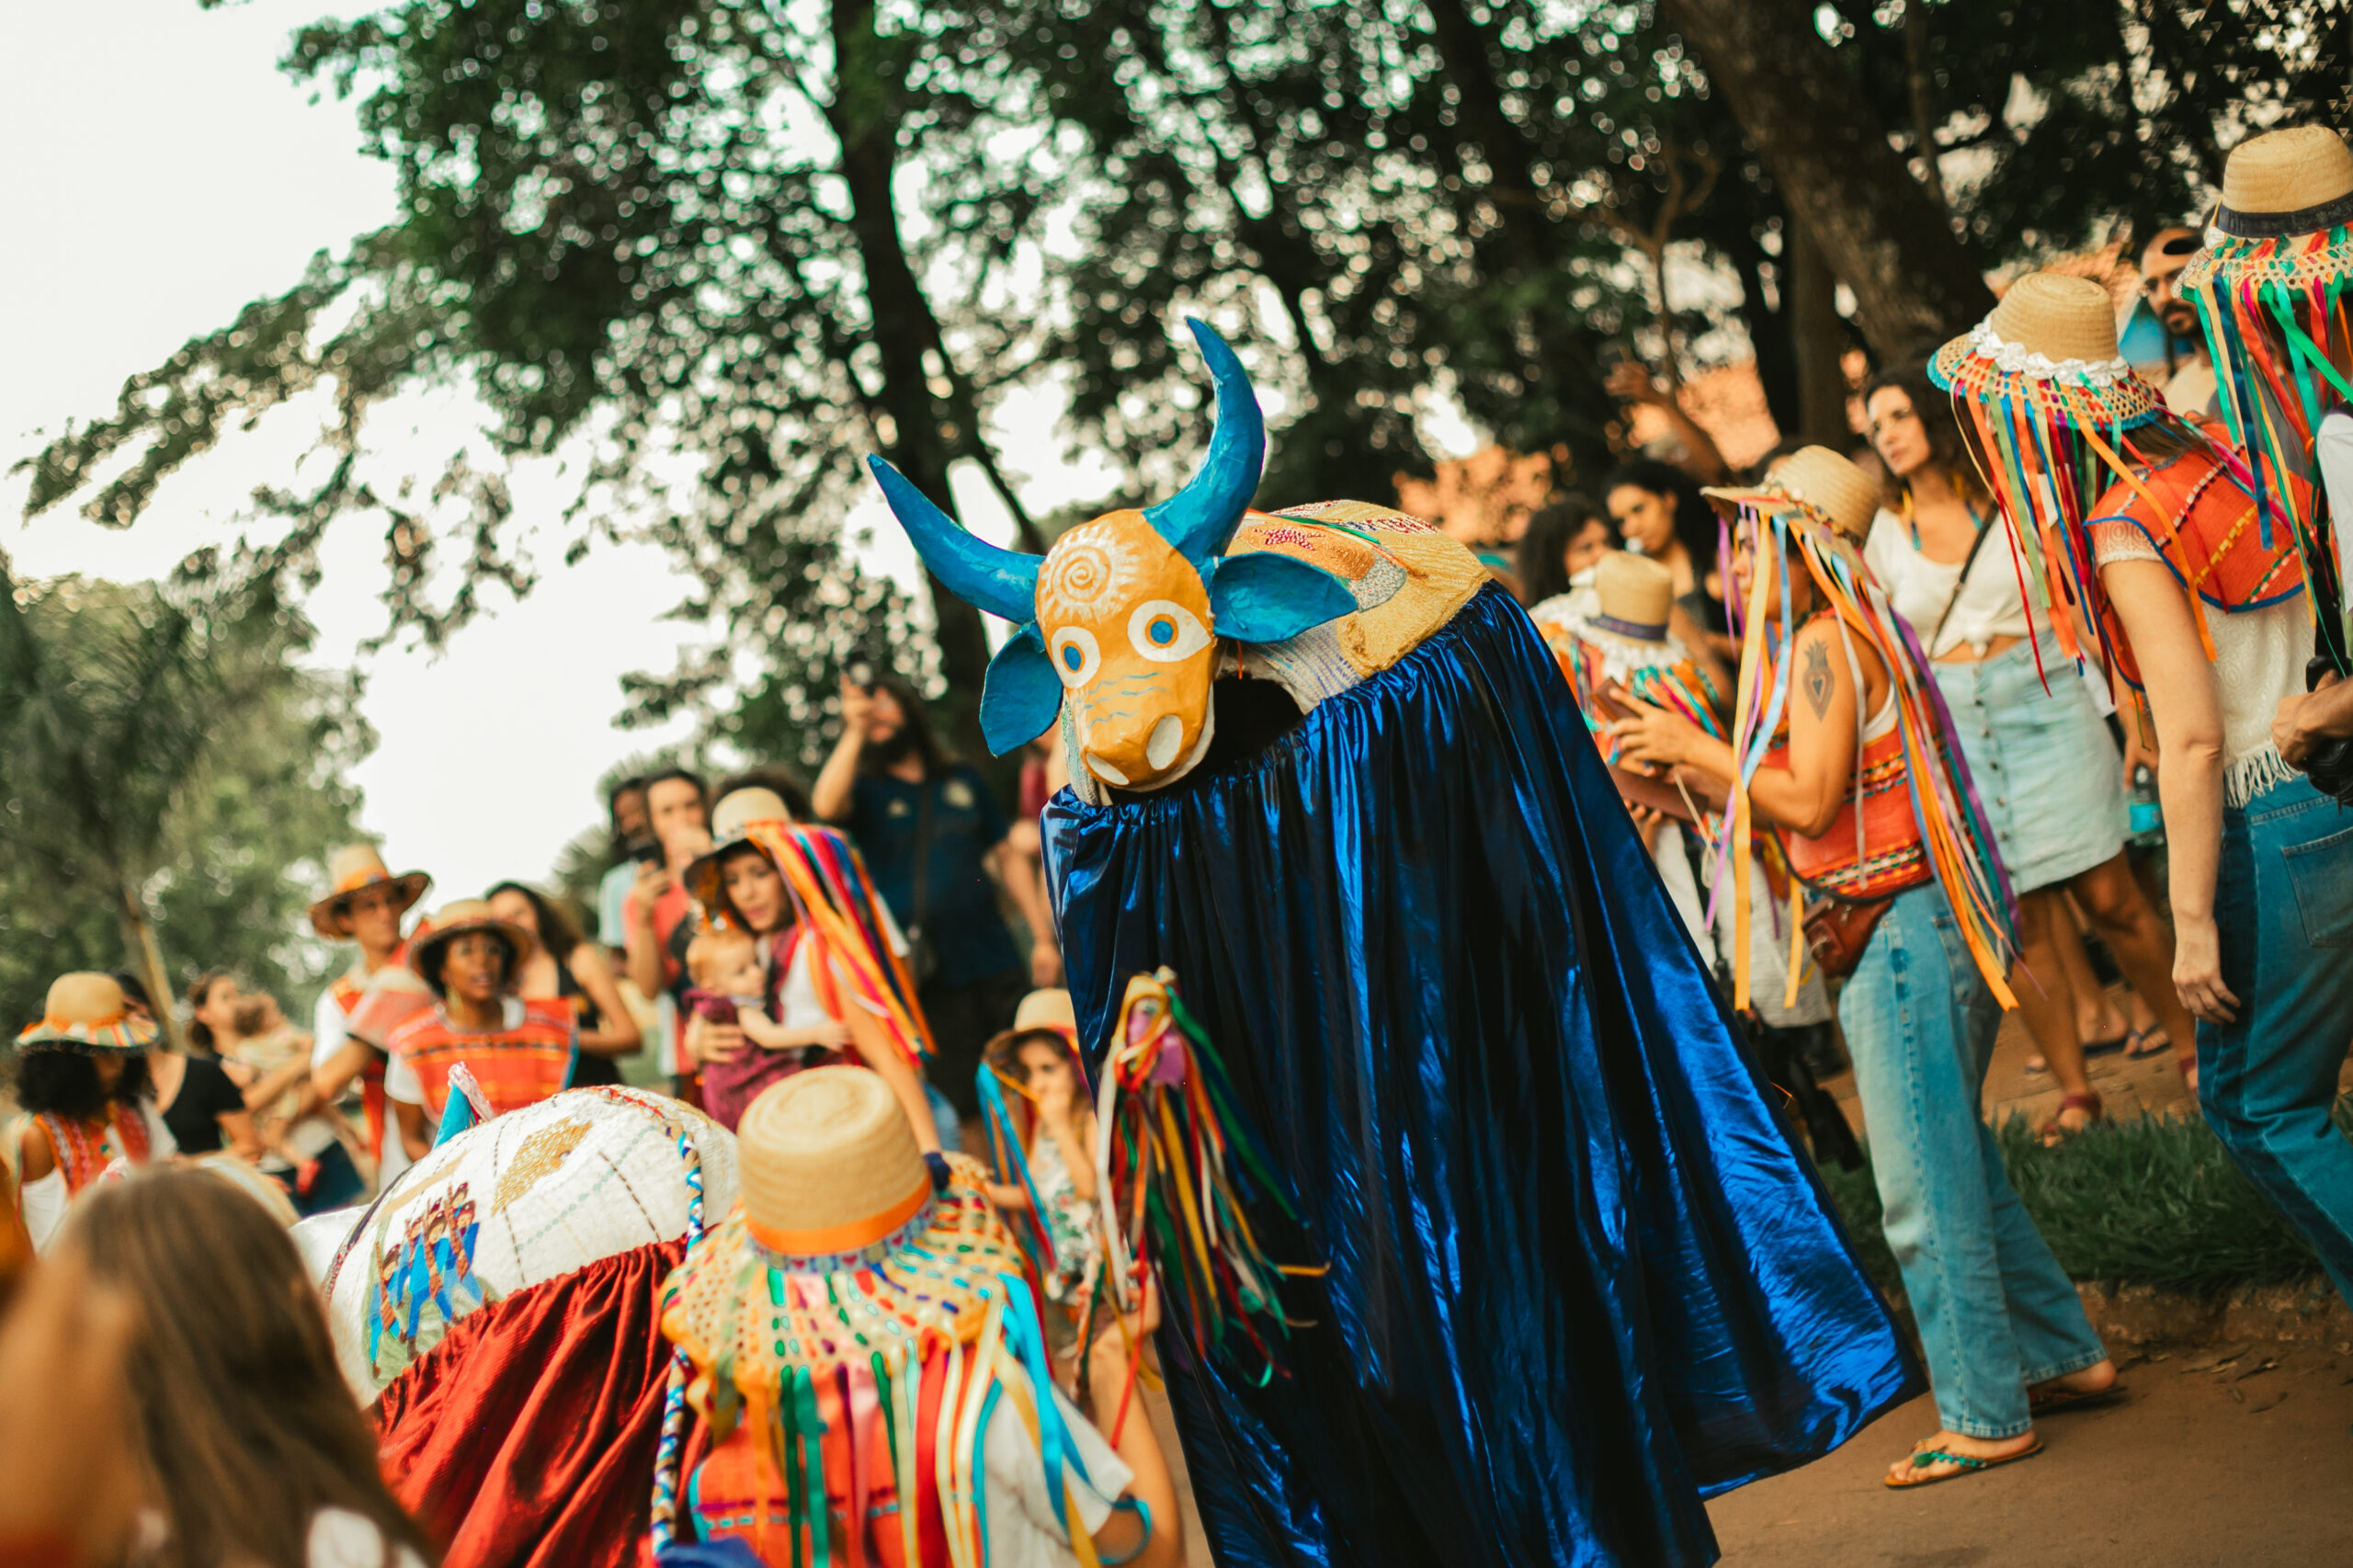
[1932,631,2126,893]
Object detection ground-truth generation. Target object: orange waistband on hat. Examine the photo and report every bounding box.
[18,1010,132,1039]
[744,1178,932,1260]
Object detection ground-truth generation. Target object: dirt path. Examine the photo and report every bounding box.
[1709,1344,2353,1565]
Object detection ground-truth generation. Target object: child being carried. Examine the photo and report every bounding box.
[684,926,851,1131]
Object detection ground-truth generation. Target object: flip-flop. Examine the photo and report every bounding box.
[2029,1381,2128,1415]
[2124,1026,2173,1060]
[1884,1437,2045,1490]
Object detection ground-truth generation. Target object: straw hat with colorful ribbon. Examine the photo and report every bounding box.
[405,899,536,995]
[16,972,155,1054]
[1927,269,2273,683]
[1698,449,2018,1015]
[308,845,431,939]
[2175,125,2353,652]
[650,1065,1109,1566]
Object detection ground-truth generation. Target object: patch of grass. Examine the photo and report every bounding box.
[1820,1106,2337,1299]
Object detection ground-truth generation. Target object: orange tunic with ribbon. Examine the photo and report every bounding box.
[385,998,574,1121]
[330,943,415,1158]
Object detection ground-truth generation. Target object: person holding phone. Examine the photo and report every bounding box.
[812,668,1060,1129]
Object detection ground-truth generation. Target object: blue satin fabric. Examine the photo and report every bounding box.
[1042,586,1919,1568]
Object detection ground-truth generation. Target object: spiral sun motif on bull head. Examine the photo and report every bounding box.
[1037,520,1141,622]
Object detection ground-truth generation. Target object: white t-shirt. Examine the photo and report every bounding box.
[980,1384,1138,1568]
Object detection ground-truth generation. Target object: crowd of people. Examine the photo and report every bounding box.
[8,120,2353,1568]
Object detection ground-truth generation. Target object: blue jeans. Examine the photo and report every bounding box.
[1840,883,2108,1438]
[2201,776,2353,1302]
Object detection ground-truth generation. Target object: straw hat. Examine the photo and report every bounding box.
[2175,126,2353,300]
[684,787,793,914]
[308,845,431,939]
[2217,125,2353,235]
[983,987,1078,1061]
[660,1067,1025,1393]
[1927,270,2166,428]
[405,899,535,995]
[1703,446,1881,542]
[16,972,155,1053]
[1591,552,1676,640]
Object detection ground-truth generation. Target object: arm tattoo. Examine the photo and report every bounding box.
[1801,637,1835,722]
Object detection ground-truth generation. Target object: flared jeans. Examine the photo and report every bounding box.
[1840,883,2108,1438]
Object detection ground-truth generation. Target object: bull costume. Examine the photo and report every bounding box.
[868,321,1917,1567]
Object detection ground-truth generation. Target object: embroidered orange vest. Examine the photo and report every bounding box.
[386,998,574,1121]
[1761,623,1934,903]
[36,1109,153,1195]
[2090,430,2311,686]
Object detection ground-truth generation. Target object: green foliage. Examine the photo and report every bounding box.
[1992,1109,2325,1295]
[0,561,369,1040]
[1824,1109,2334,1300]
[20,0,2353,768]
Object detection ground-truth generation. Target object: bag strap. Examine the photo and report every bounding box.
[1927,509,1999,655]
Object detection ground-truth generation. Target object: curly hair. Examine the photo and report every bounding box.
[9,1050,152,1122]
[1515,495,1614,607]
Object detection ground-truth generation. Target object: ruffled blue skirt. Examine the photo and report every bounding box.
[1042,586,1917,1568]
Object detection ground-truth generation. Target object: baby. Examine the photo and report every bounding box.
[685,926,851,1131]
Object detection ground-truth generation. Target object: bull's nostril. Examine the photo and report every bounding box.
[1085,752,1131,787]
[1145,715,1183,770]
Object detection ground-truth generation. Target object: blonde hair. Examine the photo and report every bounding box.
[686,926,757,991]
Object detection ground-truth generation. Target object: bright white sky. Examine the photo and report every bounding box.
[0,0,1105,903]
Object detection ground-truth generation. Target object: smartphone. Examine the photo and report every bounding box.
[633,839,665,868]
[844,646,878,691]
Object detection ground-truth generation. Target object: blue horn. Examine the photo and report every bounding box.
[1143,319,1266,568]
[866,456,1041,625]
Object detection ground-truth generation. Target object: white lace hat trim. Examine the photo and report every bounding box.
[1966,321,2132,386]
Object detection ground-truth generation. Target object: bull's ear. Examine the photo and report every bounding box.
[980,626,1065,756]
[1207,552,1358,642]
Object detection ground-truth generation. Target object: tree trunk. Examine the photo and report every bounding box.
[1724,217,1802,438]
[828,0,995,748]
[1903,2,1949,214]
[1787,220,1852,445]
[121,881,188,1057]
[1659,0,1993,363]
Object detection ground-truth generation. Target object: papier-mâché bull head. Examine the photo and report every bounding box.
[867,320,1356,792]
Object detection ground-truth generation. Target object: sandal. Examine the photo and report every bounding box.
[2124,1026,2173,1060]
[2039,1091,2105,1147]
[2029,1381,2128,1415]
[2080,1032,2131,1060]
[1884,1437,2045,1490]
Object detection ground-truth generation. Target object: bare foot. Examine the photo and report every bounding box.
[1886,1427,2040,1486]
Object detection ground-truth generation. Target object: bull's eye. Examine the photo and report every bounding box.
[1049,626,1101,687]
[1127,599,1211,664]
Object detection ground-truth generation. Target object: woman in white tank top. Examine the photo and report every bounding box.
[1863,371,2197,1142]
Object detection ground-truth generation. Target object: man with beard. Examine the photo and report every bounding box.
[622,767,714,1106]
[2141,224,2219,417]
[595,776,652,965]
[813,672,1059,1129]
